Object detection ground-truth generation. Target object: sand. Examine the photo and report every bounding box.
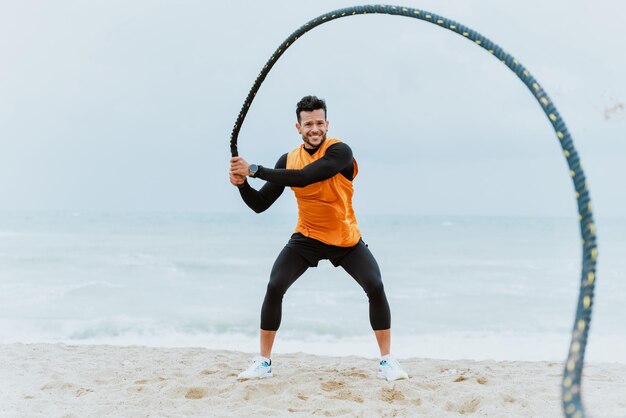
[1,343,624,417]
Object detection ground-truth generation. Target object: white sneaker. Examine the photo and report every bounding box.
[237,356,273,380]
[378,355,408,381]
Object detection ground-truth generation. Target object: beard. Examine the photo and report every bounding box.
[302,131,327,149]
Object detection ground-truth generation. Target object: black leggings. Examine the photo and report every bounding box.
[260,236,391,331]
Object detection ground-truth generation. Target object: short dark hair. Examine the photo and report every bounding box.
[296,95,327,122]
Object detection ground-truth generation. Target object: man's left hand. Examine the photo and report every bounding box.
[230,156,250,177]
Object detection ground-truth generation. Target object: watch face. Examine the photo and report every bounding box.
[249,164,258,175]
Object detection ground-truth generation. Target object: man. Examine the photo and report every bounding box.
[229,95,408,382]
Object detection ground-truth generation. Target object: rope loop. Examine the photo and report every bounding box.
[230,6,597,416]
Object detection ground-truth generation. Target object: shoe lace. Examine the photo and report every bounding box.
[248,357,269,371]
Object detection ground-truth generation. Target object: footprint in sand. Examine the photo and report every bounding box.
[320,380,363,403]
[75,388,94,397]
[185,387,206,399]
[503,394,516,403]
[446,397,481,414]
[380,387,405,403]
[321,380,346,391]
[502,394,529,408]
[334,390,364,404]
[40,382,74,392]
[339,369,369,379]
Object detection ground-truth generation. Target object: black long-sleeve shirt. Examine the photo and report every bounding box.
[238,142,354,213]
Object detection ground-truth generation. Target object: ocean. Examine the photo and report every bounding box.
[1,211,624,362]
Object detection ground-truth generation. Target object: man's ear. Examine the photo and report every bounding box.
[295,122,302,134]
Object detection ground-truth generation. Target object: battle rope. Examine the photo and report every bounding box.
[229,6,597,417]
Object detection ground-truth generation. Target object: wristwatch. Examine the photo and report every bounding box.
[248,164,259,177]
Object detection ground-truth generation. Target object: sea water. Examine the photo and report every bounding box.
[1,211,624,362]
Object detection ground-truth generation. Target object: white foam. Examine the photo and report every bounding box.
[2,324,623,364]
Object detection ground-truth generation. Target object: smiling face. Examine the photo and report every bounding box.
[296,108,329,149]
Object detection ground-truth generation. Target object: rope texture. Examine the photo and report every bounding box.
[230,6,597,417]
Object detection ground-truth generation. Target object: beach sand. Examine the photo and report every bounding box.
[1,343,624,417]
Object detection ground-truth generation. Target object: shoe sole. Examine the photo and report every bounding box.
[378,372,409,381]
[238,372,273,380]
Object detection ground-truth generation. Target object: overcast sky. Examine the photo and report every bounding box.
[1,0,624,218]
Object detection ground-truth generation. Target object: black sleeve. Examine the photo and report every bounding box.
[237,154,287,213]
[255,143,353,187]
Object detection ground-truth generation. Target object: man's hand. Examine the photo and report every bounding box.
[230,156,250,178]
[229,173,245,187]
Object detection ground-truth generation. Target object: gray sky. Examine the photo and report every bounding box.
[1,0,624,217]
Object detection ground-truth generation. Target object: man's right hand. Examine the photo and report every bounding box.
[230,173,246,187]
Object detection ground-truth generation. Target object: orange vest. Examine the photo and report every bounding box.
[286,138,361,247]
